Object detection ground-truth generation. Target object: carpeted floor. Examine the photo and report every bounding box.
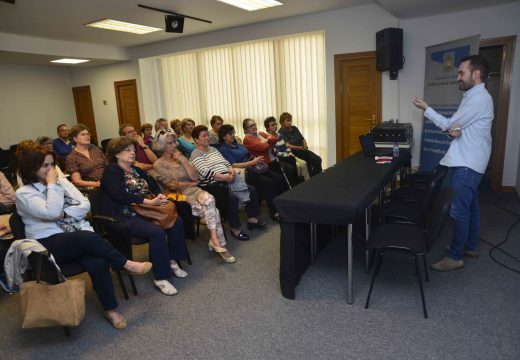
[0,188,519,360]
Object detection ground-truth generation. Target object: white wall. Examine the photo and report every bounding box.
[0,63,76,148]
[399,1,520,186]
[69,61,142,142]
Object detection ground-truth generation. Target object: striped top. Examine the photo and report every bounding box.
[190,146,231,186]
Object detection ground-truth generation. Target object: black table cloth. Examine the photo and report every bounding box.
[274,151,409,301]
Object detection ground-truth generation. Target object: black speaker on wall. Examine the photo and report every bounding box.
[165,14,185,33]
[376,28,403,79]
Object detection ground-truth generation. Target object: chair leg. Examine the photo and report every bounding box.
[116,271,129,300]
[365,250,384,309]
[422,254,429,282]
[187,252,192,265]
[221,217,228,243]
[414,255,428,319]
[63,326,71,336]
[128,274,137,295]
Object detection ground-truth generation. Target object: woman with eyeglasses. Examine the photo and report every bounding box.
[153,132,235,263]
[65,123,108,189]
[99,137,190,296]
[15,144,152,329]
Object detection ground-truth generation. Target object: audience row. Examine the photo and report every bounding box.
[0,113,322,330]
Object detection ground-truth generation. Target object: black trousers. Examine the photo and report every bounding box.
[291,149,322,177]
[39,231,127,311]
[203,182,261,229]
[276,157,302,188]
[246,169,285,216]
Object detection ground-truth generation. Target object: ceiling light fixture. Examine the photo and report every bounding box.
[50,58,90,64]
[85,19,162,34]
[217,0,283,12]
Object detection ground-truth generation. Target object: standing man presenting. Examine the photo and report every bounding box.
[52,124,74,161]
[413,55,493,271]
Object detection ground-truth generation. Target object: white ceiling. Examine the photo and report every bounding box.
[0,0,516,66]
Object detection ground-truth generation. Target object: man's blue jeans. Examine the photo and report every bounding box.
[443,167,483,260]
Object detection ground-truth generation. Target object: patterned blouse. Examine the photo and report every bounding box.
[121,166,150,217]
[65,145,108,181]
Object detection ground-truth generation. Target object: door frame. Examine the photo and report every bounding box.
[479,36,516,192]
[334,51,382,161]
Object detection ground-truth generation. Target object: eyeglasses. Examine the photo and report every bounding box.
[159,128,173,135]
[247,124,257,128]
[78,132,90,136]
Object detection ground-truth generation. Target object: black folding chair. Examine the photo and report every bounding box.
[365,188,454,318]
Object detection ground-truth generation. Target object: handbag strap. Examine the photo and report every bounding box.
[36,252,43,284]
[36,251,67,283]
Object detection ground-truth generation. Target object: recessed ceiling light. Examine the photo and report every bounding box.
[217,0,283,12]
[50,58,90,64]
[85,19,162,34]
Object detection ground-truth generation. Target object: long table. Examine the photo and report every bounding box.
[274,151,409,303]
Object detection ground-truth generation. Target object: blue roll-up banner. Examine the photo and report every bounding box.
[419,35,480,171]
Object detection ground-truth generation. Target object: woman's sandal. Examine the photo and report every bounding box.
[209,241,236,263]
[125,261,152,276]
[154,279,178,296]
[105,312,127,330]
[170,261,188,278]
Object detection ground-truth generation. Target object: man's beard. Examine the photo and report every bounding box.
[458,79,474,91]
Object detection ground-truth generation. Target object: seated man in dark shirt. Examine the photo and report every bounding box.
[277,112,322,176]
[52,124,73,161]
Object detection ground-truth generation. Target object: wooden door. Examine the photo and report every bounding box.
[72,86,99,146]
[335,52,381,161]
[479,36,515,192]
[114,79,141,130]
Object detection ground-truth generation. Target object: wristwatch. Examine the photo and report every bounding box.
[142,146,149,150]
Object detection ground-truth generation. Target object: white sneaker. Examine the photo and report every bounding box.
[170,261,188,278]
[154,280,178,295]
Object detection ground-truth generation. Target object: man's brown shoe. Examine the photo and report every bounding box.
[431,257,464,272]
[463,249,479,259]
[444,245,479,259]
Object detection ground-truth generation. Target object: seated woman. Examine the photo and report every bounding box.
[190,125,268,240]
[208,115,223,145]
[66,124,108,189]
[0,171,15,240]
[36,136,66,170]
[0,171,15,215]
[219,124,284,221]
[170,119,183,137]
[178,118,197,157]
[99,137,189,296]
[278,112,322,176]
[261,116,309,184]
[15,145,151,329]
[153,132,235,263]
[141,123,154,148]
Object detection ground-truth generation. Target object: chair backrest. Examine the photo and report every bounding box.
[425,187,454,248]
[421,165,448,210]
[359,133,376,156]
[9,211,26,240]
[101,138,112,154]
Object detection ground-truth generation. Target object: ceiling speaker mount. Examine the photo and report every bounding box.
[165,14,185,33]
[138,3,212,34]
